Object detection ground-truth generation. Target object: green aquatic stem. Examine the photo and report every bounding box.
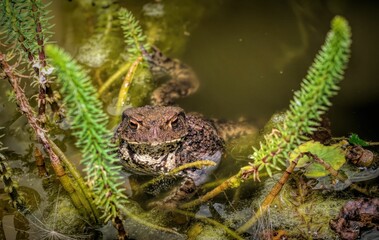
[237,154,300,233]
[249,16,351,177]
[94,3,119,37]
[45,45,128,222]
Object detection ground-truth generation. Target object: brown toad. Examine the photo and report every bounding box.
[116,105,224,204]
[115,47,255,206]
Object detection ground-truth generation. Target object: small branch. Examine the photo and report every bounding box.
[236,155,300,233]
[3,0,61,124]
[180,166,270,209]
[31,0,59,124]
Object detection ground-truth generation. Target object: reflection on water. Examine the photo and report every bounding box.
[1,0,379,239]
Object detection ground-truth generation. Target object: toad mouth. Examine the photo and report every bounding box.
[127,138,182,146]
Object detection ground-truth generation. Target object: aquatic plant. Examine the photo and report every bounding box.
[0,52,100,223]
[0,0,59,123]
[98,7,149,95]
[45,45,128,222]
[248,16,351,176]
[98,8,151,116]
[119,8,149,62]
[1,0,100,225]
[181,16,352,210]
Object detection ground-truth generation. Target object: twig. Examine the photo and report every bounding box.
[179,164,265,209]
[48,138,100,222]
[180,173,242,209]
[236,155,300,233]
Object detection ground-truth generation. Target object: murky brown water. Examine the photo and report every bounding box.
[1,0,379,239]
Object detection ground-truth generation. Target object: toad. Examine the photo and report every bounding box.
[115,47,255,206]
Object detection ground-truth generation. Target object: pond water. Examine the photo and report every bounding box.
[1,0,379,239]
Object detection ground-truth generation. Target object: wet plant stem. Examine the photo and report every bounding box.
[0,52,89,218]
[180,173,243,209]
[48,139,101,222]
[3,0,60,124]
[115,56,142,116]
[34,147,48,177]
[236,155,300,233]
[180,170,272,209]
[31,0,49,124]
[98,61,131,96]
[172,209,244,240]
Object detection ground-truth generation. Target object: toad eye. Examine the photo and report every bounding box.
[170,117,179,129]
[128,119,139,130]
[170,113,185,131]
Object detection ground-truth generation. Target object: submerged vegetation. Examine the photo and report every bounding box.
[1,1,378,239]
